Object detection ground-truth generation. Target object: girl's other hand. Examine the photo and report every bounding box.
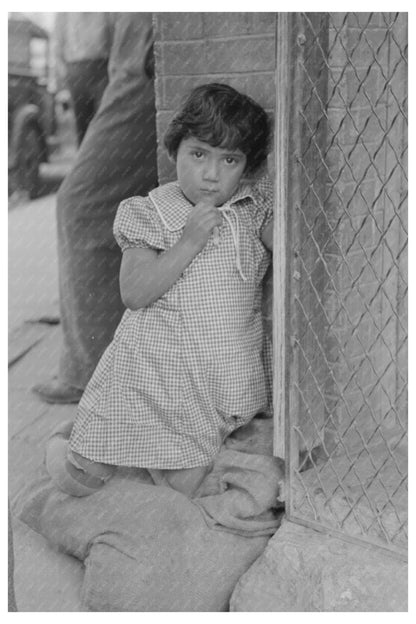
[181,202,222,253]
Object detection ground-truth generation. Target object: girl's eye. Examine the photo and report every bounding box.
[225,157,238,165]
[192,151,204,159]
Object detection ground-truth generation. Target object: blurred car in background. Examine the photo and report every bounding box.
[8,13,58,198]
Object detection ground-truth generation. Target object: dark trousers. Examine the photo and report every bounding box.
[56,14,158,390]
[66,59,109,145]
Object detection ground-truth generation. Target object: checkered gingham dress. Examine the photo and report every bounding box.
[69,178,273,469]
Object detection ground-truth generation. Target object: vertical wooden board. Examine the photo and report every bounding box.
[272,13,289,459]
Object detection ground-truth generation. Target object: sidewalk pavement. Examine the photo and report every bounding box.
[9,324,84,611]
[8,150,84,611]
[9,188,84,610]
[9,193,59,333]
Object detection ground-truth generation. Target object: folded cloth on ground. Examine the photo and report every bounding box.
[12,415,284,611]
[195,450,284,536]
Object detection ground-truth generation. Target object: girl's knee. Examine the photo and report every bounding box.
[69,450,116,481]
[45,437,115,497]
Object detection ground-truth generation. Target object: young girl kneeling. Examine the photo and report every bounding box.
[46,83,274,498]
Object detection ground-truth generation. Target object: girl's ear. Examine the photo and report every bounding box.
[167,151,177,164]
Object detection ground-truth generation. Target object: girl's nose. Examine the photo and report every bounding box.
[202,158,219,181]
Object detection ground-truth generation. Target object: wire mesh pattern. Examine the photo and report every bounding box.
[286,13,407,557]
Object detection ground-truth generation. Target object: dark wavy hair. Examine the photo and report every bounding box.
[164,83,271,174]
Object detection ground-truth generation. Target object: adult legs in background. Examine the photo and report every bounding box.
[66,59,109,145]
[33,14,157,403]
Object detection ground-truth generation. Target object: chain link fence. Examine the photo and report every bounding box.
[283,13,407,559]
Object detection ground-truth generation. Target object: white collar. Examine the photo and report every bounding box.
[148,181,261,233]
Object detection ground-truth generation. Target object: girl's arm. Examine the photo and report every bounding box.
[120,202,222,310]
[261,218,274,251]
[120,242,198,310]
[261,150,275,251]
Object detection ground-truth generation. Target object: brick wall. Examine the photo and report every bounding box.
[153,12,276,184]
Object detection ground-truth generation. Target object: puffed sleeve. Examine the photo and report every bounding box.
[113,196,166,252]
[252,175,274,236]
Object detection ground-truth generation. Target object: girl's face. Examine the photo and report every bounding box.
[176,137,247,207]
